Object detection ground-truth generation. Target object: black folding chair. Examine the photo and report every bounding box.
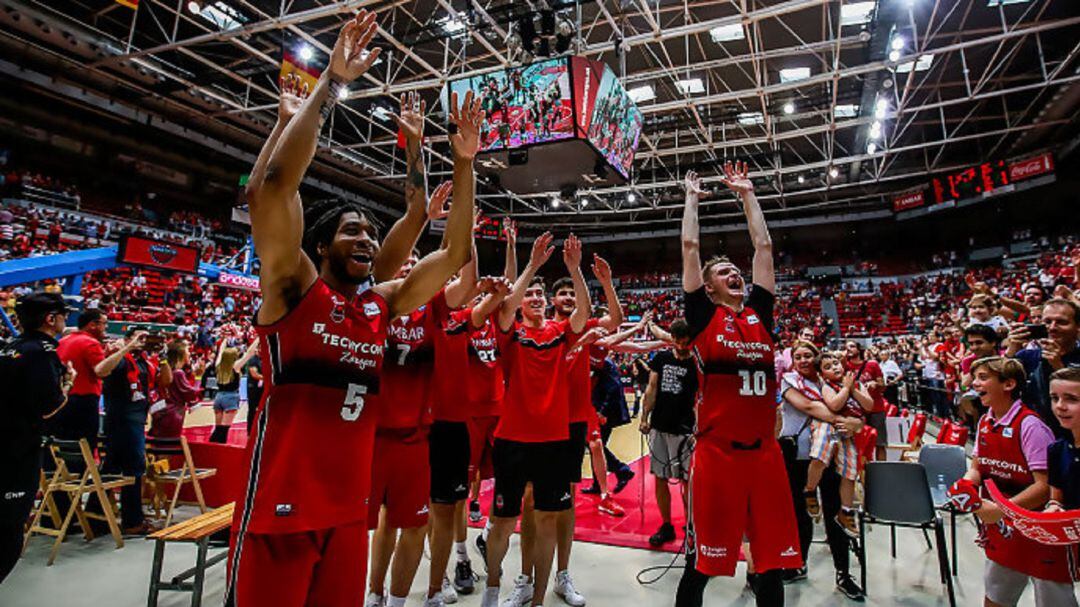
[919,443,968,576]
[858,461,956,607]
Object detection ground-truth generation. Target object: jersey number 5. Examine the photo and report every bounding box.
[341,383,367,421]
[738,370,768,397]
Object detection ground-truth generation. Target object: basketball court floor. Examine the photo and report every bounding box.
[1,404,1029,606]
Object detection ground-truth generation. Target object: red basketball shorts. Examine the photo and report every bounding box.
[226,519,368,607]
[368,433,431,529]
[468,415,499,480]
[689,437,803,577]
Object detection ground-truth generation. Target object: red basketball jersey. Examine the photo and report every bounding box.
[566,318,600,423]
[495,319,571,443]
[242,278,387,534]
[467,313,504,416]
[372,303,434,430]
[692,296,777,444]
[429,291,473,422]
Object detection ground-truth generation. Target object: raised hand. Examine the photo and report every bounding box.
[529,231,555,269]
[591,253,612,284]
[328,11,382,84]
[719,160,754,195]
[426,181,452,221]
[478,276,512,296]
[278,73,309,122]
[684,170,707,197]
[504,219,517,248]
[448,90,486,161]
[563,233,582,271]
[393,91,426,146]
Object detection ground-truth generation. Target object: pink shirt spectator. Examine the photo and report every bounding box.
[972,400,1054,471]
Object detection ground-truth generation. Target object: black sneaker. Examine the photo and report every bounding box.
[453,560,476,594]
[580,482,601,495]
[745,572,759,596]
[475,534,488,572]
[836,574,865,601]
[613,469,635,494]
[782,567,807,584]
[648,523,676,547]
[468,500,482,524]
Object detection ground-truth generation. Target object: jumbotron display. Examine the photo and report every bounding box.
[445,56,642,193]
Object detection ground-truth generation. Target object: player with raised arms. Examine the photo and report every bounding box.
[226,11,483,607]
[676,162,802,607]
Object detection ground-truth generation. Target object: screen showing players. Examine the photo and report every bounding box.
[586,70,644,180]
[448,58,574,152]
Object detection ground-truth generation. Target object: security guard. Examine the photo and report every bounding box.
[0,292,74,584]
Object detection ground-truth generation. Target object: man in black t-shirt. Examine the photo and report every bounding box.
[640,319,697,546]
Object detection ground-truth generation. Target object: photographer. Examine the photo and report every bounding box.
[1006,298,1080,437]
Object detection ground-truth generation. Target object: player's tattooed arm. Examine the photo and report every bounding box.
[563,234,591,334]
[719,160,774,294]
[498,232,554,331]
[376,92,432,283]
[681,170,705,293]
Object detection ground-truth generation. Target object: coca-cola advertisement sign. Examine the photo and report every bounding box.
[1008,152,1054,182]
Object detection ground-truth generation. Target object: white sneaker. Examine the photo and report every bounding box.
[364,593,386,607]
[480,586,501,607]
[441,576,458,604]
[423,594,446,607]
[554,570,586,607]
[499,575,534,607]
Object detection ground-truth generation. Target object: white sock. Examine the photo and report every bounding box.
[388,596,406,607]
[455,540,468,562]
[482,519,493,541]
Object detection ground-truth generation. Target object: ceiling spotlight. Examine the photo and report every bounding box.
[627,192,637,204]
[338,86,350,100]
[581,198,589,208]
[783,101,795,115]
[874,98,888,119]
[828,167,839,178]
[870,120,882,139]
[891,36,905,51]
[867,142,878,154]
[298,45,314,61]
[797,174,805,184]
[187,0,203,14]
[888,49,901,62]
[551,195,561,209]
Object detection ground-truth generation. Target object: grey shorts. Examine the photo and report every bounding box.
[648,430,692,480]
[866,411,887,447]
[984,559,1078,607]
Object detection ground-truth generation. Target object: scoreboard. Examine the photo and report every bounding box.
[893,152,1054,213]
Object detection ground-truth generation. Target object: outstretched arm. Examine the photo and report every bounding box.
[720,161,774,294]
[470,277,512,328]
[377,90,482,318]
[648,321,673,344]
[445,239,479,309]
[564,234,591,333]
[681,171,705,293]
[498,232,554,331]
[596,310,651,348]
[591,254,623,331]
[375,92,431,283]
[503,220,518,282]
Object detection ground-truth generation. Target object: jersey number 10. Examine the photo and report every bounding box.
[341,383,368,421]
[738,370,769,397]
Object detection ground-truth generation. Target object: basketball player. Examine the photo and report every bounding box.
[480,234,596,607]
[227,12,483,606]
[676,163,802,607]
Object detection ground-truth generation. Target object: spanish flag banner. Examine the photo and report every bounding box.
[280,50,322,94]
[115,0,138,9]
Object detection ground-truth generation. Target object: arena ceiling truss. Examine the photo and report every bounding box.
[2,0,1079,235]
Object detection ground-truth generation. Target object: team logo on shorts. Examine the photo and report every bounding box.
[780,546,798,558]
[275,504,293,516]
[495,494,504,509]
[699,545,726,558]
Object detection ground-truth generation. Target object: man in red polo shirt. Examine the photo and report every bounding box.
[843,340,886,459]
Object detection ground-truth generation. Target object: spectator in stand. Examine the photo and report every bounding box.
[208,340,241,443]
[877,348,903,407]
[53,310,109,447]
[967,294,1009,336]
[1007,298,1080,438]
[149,340,204,438]
[1048,368,1080,511]
[843,341,886,458]
[918,335,951,420]
[958,324,1002,430]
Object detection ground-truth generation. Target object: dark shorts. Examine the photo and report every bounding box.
[564,422,589,484]
[492,439,572,518]
[429,420,471,504]
[866,412,887,447]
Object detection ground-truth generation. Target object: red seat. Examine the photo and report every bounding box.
[937,420,969,446]
[856,426,879,467]
[885,404,899,417]
[908,413,928,444]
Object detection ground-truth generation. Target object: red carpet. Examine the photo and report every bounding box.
[471,455,688,554]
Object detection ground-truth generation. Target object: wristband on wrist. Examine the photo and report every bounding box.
[321,78,347,122]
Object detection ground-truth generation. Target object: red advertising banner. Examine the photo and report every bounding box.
[218,272,260,291]
[892,190,926,212]
[1008,152,1054,183]
[986,480,1080,546]
[571,56,604,139]
[117,236,200,274]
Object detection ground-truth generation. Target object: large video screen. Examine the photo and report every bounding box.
[586,70,644,180]
[448,58,574,152]
[117,236,200,274]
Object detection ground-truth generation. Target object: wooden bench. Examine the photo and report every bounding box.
[147,502,234,607]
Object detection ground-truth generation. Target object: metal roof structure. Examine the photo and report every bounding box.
[2,0,1078,235]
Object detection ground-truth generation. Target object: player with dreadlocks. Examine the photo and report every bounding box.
[225,11,485,607]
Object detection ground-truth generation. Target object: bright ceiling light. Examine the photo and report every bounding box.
[371,106,393,122]
[888,49,901,62]
[627,85,656,103]
[867,142,878,154]
[834,104,859,118]
[551,195,560,209]
[896,54,935,73]
[891,36,905,51]
[709,23,745,43]
[828,167,839,178]
[987,0,1030,5]
[779,67,811,83]
[797,175,806,184]
[437,15,468,37]
[298,45,314,61]
[627,192,637,204]
[869,120,882,139]
[874,98,889,119]
[840,2,876,27]
[338,86,350,100]
[676,78,705,94]
[783,101,795,115]
[737,111,764,126]
[187,1,203,14]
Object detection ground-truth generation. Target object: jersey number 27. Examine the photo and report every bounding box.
[341,383,367,421]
